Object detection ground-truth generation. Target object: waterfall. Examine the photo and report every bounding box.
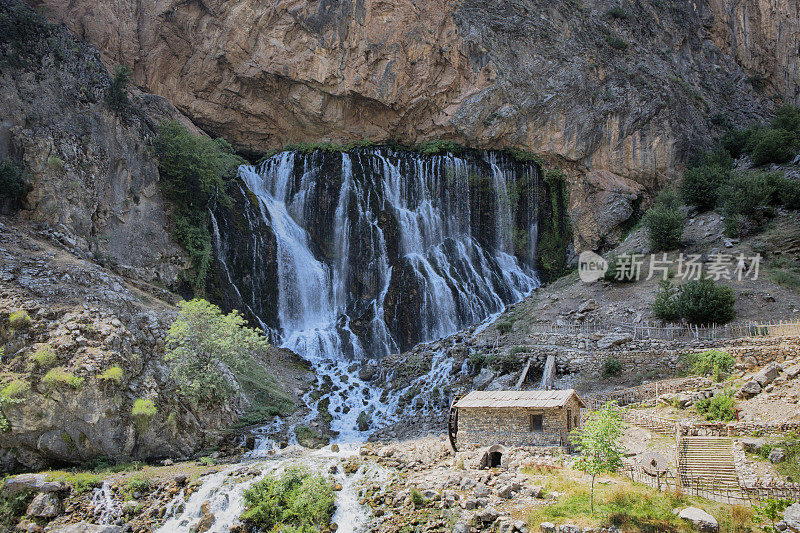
[213,147,542,437]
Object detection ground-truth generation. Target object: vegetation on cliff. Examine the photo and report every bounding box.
[165,298,292,416]
[680,106,800,237]
[153,121,244,292]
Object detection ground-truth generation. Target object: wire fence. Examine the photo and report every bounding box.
[477,320,800,347]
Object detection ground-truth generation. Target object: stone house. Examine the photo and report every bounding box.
[452,389,586,451]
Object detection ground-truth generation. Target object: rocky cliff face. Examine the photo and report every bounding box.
[26,0,799,248]
[0,0,193,285]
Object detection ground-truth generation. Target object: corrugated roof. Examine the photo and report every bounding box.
[455,389,586,409]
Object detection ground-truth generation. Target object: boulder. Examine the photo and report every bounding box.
[477,507,499,523]
[26,492,62,518]
[453,523,470,533]
[540,524,556,533]
[496,484,513,498]
[678,507,719,531]
[738,380,762,398]
[473,368,495,390]
[770,448,787,464]
[786,366,800,379]
[474,482,490,498]
[755,363,781,387]
[3,474,64,494]
[597,332,633,350]
[784,503,800,531]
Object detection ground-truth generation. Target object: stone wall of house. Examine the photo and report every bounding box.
[456,398,583,449]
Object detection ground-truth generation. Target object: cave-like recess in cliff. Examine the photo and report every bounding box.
[208,146,568,359]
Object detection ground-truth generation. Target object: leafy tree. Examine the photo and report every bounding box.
[750,129,797,166]
[679,164,730,209]
[152,121,244,291]
[689,350,734,380]
[106,65,132,113]
[165,299,268,403]
[643,190,685,251]
[755,498,791,532]
[0,159,29,212]
[571,402,625,514]
[675,278,736,325]
[652,279,680,321]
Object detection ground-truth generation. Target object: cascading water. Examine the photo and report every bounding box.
[213,147,542,438]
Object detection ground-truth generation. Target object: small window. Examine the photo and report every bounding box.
[530,414,543,431]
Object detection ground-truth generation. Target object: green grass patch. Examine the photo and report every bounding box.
[98,365,124,384]
[294,426,330,449]
[42,368,83,389]
[46,470,104,493]
[30,345,57,367]
[7,310,31,329]
[1,380,28,398]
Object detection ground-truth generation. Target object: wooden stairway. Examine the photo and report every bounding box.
[678,436,739,489]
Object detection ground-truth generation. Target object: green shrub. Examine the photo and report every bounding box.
[496,321,513,334]
[749,129,797,166]
[199,456,217,466]
[98,365,123,384]
[674,278,736,325]
[30,345,57,367]
[416,140,463,156]
[651,279,680,321]
[1,380,29,398]
[602,357,622,377]
[469,352,488,371]
[152,121,244,291]
[779,178,800,210]
[126,473,151,493]
[695,392,736,421]
[721,127,752,159]
[773,105,800,134]
[42,368,83,388]
[679,164,730,209]
[106,65,132,112]
[0,159,28,209]
[719,170,776,227]
[605,36,628,50]
[606,7,632,19]
[410,488,425,507]
[8,310,31,329]
[643,193,685,251]
[688,350,734,380]
[240,467,335,531]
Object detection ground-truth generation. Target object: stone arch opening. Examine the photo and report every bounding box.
[485,444,507,468]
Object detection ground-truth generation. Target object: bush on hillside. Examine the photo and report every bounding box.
[602,357,622,377]
[679,164,730,209]
[152,121,244,291]
[604,255,639,283]
[688,350,735,381]
[674,278,736,325]
[780,178,800,210]
[719,171,776,235]
[695,391,736,421]
[643,190,685,251]
[651,279,680,321]
[773,105,800,134]
[749,129,797,166]
[0,159,28,211]
[105,65,132,113]
[165,299,268,403]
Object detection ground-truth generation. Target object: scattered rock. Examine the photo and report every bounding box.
[755,363,781,387]
[597,331,632,350]
[26,492,62,518]
[3,474,64,494]
[678,507,719,532]
[51,524,123,533]
[474,483,490,498]
[738,380,762,398]
[785,503,800,530]
[331,444,340,453]
[539,523,556,533]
